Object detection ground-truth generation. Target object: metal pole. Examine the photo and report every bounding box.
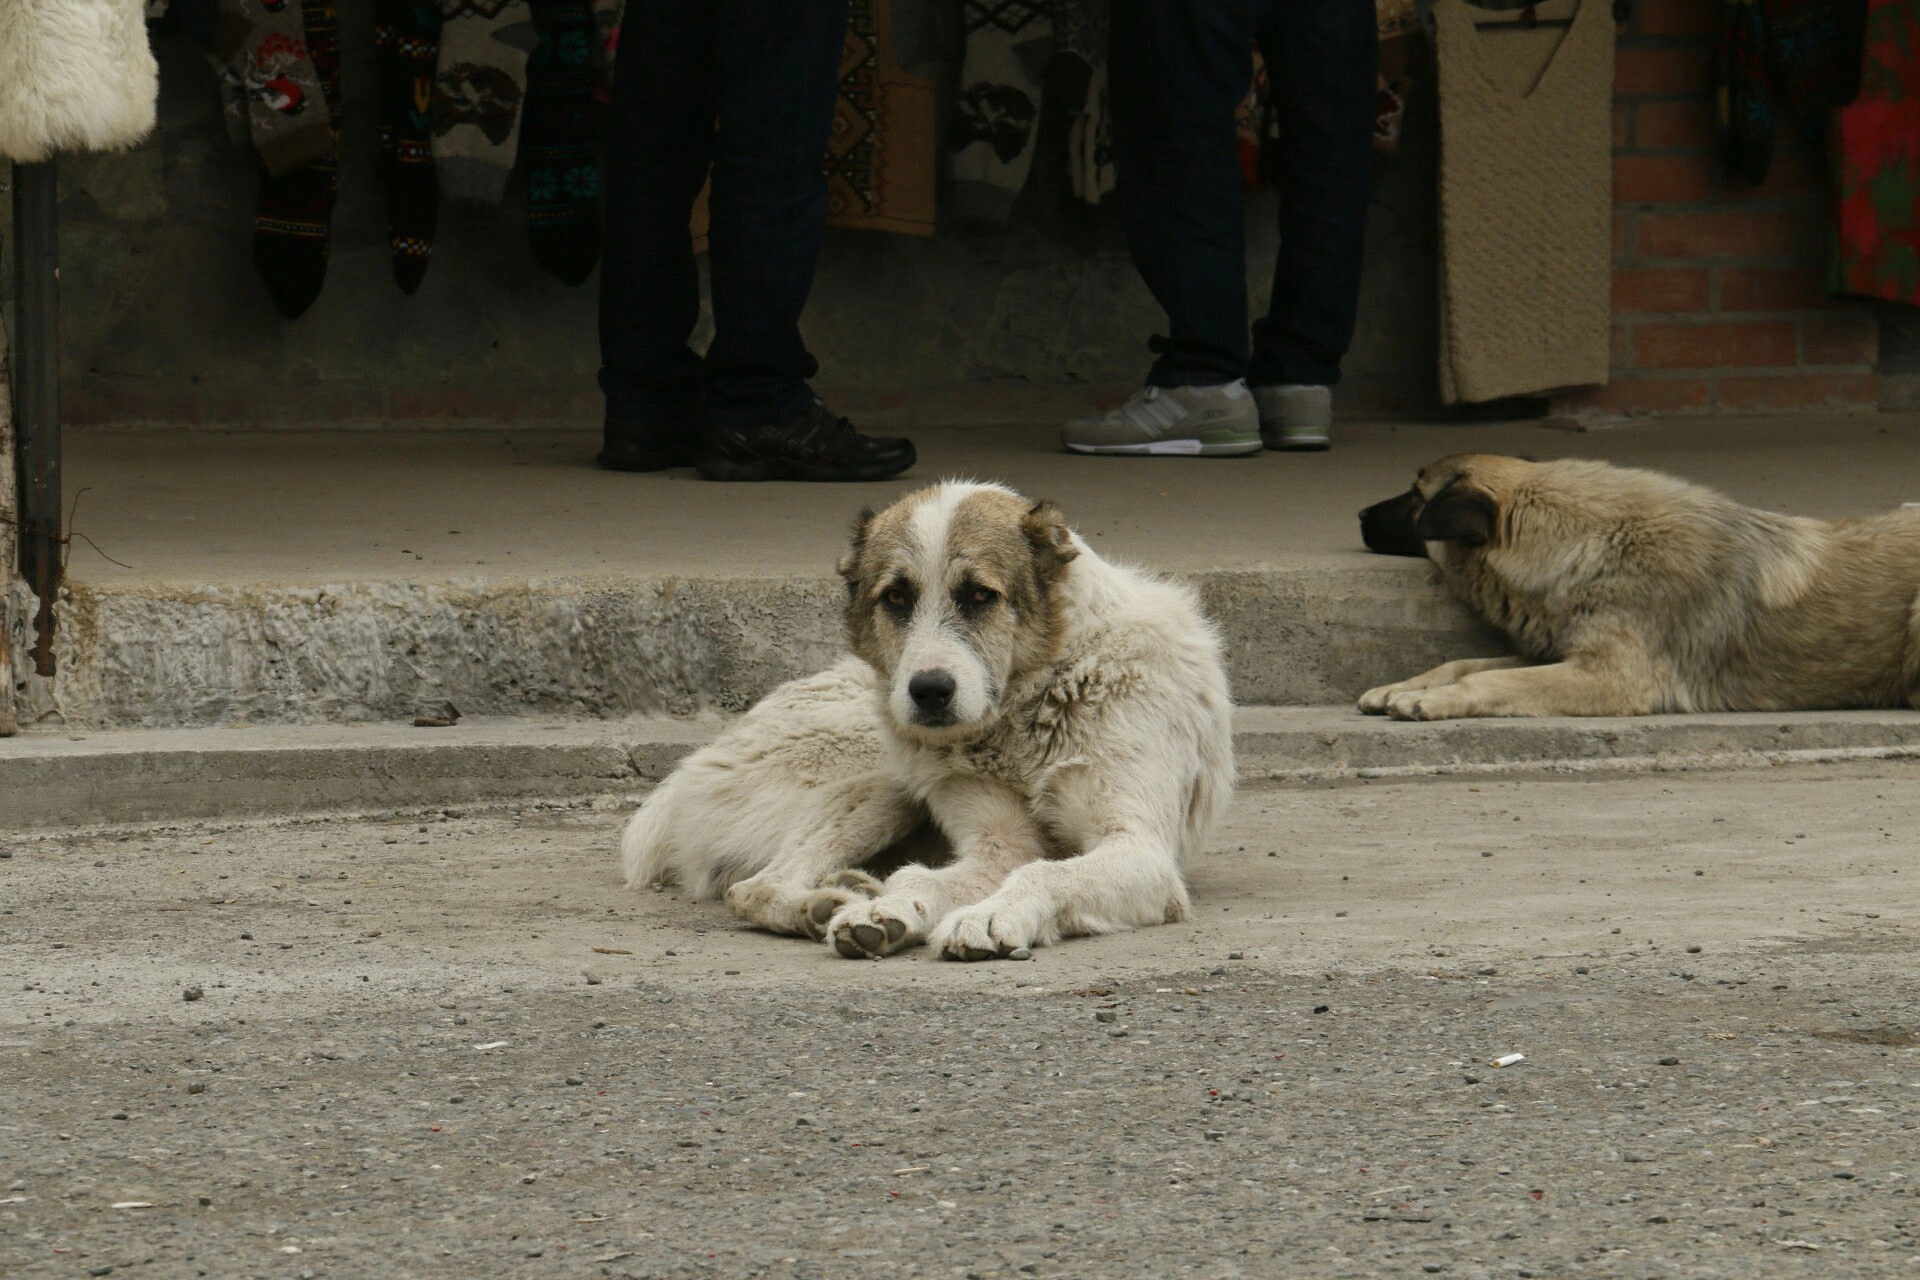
[0,241,14,736]
[11,159,61,677]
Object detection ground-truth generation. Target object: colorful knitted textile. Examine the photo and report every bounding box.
[1715,0,1867,183]
[1830,0,1920,303]
[523,0,600,285]
[432,0,536,204]
[375,0,442,293]
[252,0,341,317]
[209,0,335,176]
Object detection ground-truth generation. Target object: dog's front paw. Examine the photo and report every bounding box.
[1357,682,1401,715]
[819,869,884,897]
[930,904,1035,962]
[824,895,924,960]
[794,869,884,940]
[724,873,809,936]
[1385,687,1467,721]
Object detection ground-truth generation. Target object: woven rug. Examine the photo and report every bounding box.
[1434,0,1614,403]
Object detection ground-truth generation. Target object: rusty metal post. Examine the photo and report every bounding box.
[11,159,62,678]
[0,252,14,737]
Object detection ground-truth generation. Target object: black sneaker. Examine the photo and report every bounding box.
[597,416,699,472]
[693,400,915,482]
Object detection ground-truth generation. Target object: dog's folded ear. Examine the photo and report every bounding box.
[838,507,877,596]
[1022,500,1080,581]
[1414,483,1500,548]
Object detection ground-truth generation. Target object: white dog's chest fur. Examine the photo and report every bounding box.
[886,640,1139,852]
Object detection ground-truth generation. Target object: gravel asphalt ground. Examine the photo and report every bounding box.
[3,761,1917,1279]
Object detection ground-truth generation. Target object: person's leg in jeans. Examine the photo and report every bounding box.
[596,0,714,471]
[702,0,841,429]
[1111,0,1262,388]
[598,0,914,481]
[1063,0,1264,456]
[1250,0,1376,450]
[693,0,915,481]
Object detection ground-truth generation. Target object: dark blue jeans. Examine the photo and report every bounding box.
[597,0,847,431]
[1111,0,1377,388]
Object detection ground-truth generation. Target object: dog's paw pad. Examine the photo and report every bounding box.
[800,890,853,940]
[825,899,920,960]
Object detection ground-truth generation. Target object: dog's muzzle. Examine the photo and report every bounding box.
[1360,490,1429,558]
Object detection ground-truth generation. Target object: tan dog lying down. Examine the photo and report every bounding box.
[620,480,1236,960]
[1357,454,1920,719]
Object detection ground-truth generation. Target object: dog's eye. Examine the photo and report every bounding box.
[959,585,999,608]
[882,586,913,611]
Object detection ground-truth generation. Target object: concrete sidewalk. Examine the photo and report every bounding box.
[61,413,1920,585]
[23,412,1920,729]
[7,704,1920,831]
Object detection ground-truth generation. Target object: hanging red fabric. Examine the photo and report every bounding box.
[1829,0,1920,304]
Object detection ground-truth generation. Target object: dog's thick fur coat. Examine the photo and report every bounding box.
[0,0,158,162]
[1358,454,1920,719]
[621,481,1236,960]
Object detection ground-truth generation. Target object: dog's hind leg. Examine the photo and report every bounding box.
[814,779,1045,959]
[1359,655,1530,714]
[724,775,924,938]
[1383,656,1656,719]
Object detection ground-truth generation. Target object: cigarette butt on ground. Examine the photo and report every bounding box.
[1490,1052,1526,1068]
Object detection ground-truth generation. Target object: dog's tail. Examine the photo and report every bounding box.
[619,775,683,891]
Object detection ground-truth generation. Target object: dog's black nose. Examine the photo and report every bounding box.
[908,670,957,714]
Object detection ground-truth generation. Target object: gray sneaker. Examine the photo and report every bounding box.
[1254,383,1332,451]
[1062,381,1262,457]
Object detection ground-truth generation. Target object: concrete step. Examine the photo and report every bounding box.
[37,413,1920,729]
[37,563,1501,728]
[6,705,1917,831]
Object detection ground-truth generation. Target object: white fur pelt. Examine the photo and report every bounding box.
[0,0,159,162]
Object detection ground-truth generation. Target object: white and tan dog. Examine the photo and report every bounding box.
[620,480,1235,961]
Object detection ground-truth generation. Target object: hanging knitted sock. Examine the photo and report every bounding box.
[523,0,601,286]
[376,0,442,292]
[211,0,334,176]
[432,0,536,204]
[252,0,341,318]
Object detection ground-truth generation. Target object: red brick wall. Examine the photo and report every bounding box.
[1554,0,1883,417]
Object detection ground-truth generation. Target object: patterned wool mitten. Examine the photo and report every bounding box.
[252,0,342,318]
[523,0,601,286]
[433,0,537,204]
[376,0,443,292]
[211,0,334,176]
